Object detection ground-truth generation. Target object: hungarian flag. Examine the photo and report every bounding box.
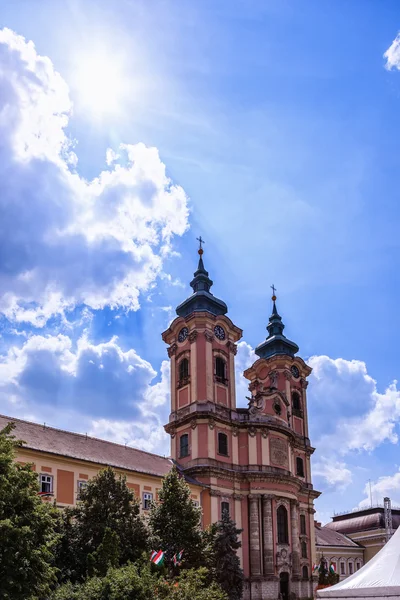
[150,550,165,566]
[329,563,336,574]
[313,564,319,572]
[173,550,184,566]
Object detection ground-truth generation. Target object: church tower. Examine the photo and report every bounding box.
[162,244,320,600]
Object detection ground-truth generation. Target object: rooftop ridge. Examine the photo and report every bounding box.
[0,413,171,462]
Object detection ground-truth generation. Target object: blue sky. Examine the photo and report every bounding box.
[1,0,400,523]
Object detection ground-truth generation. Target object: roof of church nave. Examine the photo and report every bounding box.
[0,414,182,479]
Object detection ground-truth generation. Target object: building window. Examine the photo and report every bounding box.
[218,432,228,456]
[292,391,301,411]
[340,562,345,575]
[296,457,305,477]
[356,562,361,571]
[277,505,289,544]
[39,474,53,494]
[180,433,189,458]
[178,358,189,385]
[215,356,227,383]
[221,501,230,517]
[77,480,87,499]
[302,565,308,579]
[300,514,306,535]
[301,541,307,559]
[142,492,153,510]
[349,562,353,575]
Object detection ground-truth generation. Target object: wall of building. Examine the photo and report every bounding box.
[16,447,201,512]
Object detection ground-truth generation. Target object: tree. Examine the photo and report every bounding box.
[0,422,59,599]
[317,558,339,586]
[56,466,148,582]
[148,466,204,571]
[52,565,227,600]
[206,510,243,600]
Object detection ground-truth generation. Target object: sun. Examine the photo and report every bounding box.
[73,51,127,117]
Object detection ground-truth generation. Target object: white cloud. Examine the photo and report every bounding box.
[312,458,353,490]
[384,32,400,71]
[308,355,400,491]
[358,469,400,509]
[235,340,256,407]
[309,355,400,454]
[0,28,189,326]
[0,333,170,452]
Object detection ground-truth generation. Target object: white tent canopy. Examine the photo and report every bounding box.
[317,525,400,599]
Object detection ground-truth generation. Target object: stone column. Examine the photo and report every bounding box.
[290,499,300,576]
[249,495,261,575]
[262,494,274,576]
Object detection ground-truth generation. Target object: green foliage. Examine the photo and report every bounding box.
[56,466,148,582]
[148,466,204,570]
[52,562,158,600]
[318,558,340,586]
[52,564,227,600]
[205,510,243,600]
[0,422,59,599]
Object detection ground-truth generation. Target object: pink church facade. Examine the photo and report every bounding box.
[163,246,320,600]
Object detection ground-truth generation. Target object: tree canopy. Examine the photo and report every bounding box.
[0,422,59,600]
[56,466,148,582]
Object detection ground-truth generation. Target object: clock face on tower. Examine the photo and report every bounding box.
[178,327,188,342]
[214,325,225,340]
[291,365,300,379]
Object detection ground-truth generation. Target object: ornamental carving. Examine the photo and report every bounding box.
[261,429,269,439]
[247,392,265,416]
[269,370,278,388]
[189,331,198,343]
[276,546,292,571]
[204,330,214,343]
[208,418,215,430]
[300,378,309,389]
[248,426,257,437]
[283,369,292,381]
[167,343,178,357]
[170,427,176,439]
[226,341,238,355]
[190,419,197,430]
[232,426,239,437]
[270,437,289,468]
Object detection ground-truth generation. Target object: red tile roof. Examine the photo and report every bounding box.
[0,414,173,478]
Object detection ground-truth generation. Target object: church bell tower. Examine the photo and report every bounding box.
[162,242,320,600]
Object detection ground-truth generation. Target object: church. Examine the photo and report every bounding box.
[1,243,320,600]
[162,243,320,600]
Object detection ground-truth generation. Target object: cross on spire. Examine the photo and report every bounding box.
[196,236,205,250]
[271,284,277,300]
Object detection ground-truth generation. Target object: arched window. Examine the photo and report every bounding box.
[301,541,307,559]
[215,356,227,383]
[221,501,230,517]
[340,562,345,575]
[277,505,289,544]
[296,457,305,477]
[356,562,361,571]
[180,433,189,458]
[349,562,353,575]
[300,514,306,535]
[218,432,228,456]
[179,358,189,383]
[302,565,308,580]
[292,391,302,417]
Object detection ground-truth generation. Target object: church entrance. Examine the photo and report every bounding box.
[279,571,289,600]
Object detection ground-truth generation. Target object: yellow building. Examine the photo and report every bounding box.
[315,523,364,581]
[0,414,203,511]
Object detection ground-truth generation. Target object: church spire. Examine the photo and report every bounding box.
[175,238,228,318]
[255,286,299,359]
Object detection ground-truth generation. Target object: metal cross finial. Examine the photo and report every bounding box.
[196,236,205,250]
[271,284,277,297]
